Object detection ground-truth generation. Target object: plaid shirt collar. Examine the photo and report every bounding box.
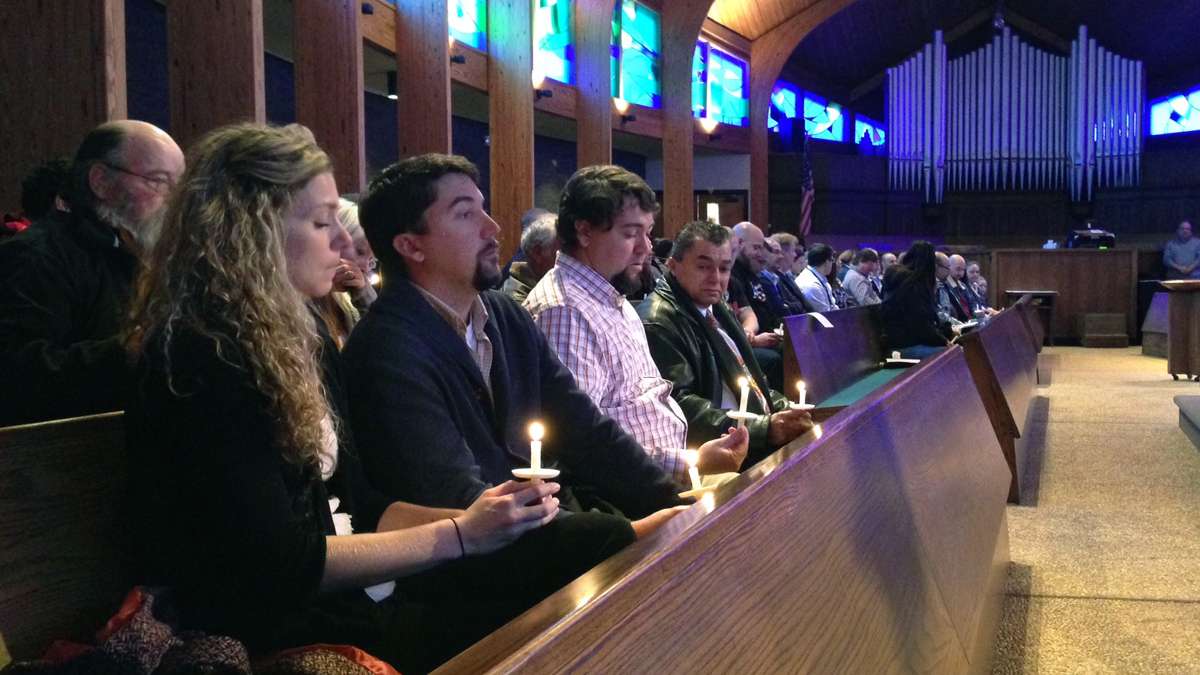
[555,252,625,309]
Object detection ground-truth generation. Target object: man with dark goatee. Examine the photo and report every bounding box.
[0,120,184,426]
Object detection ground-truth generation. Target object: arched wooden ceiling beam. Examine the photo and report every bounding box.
[748,0,859,229]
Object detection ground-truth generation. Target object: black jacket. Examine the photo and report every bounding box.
[341,277,682,519]
[881,266,952,350]
[0,208,137,426]
[638,273,789,461]
[732,257,781,331]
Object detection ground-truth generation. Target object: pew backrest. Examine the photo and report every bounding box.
[1011,294,1045,352]
[0,412,129,660]
[439,347,1011,674]
[782,305,887,405]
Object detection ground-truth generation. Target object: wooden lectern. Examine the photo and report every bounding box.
[1160,280,1200,380]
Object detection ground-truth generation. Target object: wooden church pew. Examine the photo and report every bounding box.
[957,307,1040,503]
[439,346,1011,674]
[782,305,913,412]
[0,412,130,661]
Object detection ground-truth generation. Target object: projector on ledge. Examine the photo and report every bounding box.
[1066,228,1116,249]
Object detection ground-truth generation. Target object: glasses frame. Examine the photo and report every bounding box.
[103,162,175,194]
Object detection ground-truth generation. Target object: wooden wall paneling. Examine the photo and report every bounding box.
[992,249,1138,340]
[660,1,715,239]
[451,43,490,92]
[0,0,126,213]
[393,0,452,156]
[489,0,535,264]
[167,0,265,150]
[294,0,366,194]
[611,103,665,139]
[748,0,857,230]
[533,78,577,119]
[360,0,395,50]
[693,123,752,153]
[574,0,616,168]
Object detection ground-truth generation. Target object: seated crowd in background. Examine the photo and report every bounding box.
[3,115,1155,671]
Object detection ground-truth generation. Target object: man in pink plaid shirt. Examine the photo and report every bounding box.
[525,166,747,483]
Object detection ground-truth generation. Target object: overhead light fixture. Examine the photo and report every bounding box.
[699,116,721,140]
[613,97,636,124]
[386,71,398,100]
[449,37,466,64]
[533,69,553,100]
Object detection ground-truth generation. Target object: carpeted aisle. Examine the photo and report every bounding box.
[992,347,1200,674]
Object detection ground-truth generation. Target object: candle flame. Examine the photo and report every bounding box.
[796,380,806,391]
[684,449,699,467]
[528,421,545,441]
[737,376,749,388]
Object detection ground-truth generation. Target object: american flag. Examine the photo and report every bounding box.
[797,130,815,238]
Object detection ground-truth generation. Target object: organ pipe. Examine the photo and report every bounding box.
[887,25,1142,203]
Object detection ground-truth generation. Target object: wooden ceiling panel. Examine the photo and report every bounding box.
[707,0,823,40]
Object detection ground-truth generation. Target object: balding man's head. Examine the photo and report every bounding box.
[948,254,966,281]
[1178,221,1193,241]
[731,221,767,273]
[77,120,184,256]
[935,252,951,280]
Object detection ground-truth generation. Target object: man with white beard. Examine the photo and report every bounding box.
[0,120,184,425]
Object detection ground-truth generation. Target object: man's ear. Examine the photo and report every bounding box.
[666,256,678,273]
[574,219,592,249]
[88,163,112,201]
[393,232,425,265]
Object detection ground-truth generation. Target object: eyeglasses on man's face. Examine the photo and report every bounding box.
[103,162,176,194]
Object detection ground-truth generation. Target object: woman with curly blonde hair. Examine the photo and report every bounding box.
[124,123,565,670]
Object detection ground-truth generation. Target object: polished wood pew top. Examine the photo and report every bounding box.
[0,412,130,660]
[439,347,1010,674]
[782,305,909,408]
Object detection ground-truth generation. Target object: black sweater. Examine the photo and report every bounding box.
[126,325,394,651]
[880,266,952,350]
[341,278,683,520]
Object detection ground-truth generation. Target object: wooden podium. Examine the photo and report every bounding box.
[1161,280,1200,380]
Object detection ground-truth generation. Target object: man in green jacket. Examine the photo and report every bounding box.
[639,220,813,463]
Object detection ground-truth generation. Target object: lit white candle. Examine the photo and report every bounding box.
[796,380,807,407]
[736,376,750,429]
[891,351,901,360]
[528,421,545,471]
[685,449,702,492]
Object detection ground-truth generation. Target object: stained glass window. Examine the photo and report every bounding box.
[1150,87,1200,136]
[611,0,661,108]
[534,0,572,84]
[449,0,486,51]
[855,115,886,146]
[803,95,843,142]
[691,44,748,127]
[768,83,798,133]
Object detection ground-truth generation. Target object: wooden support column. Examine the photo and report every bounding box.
[294,0,366,194]
[489,0,535,264]
[748,0,856,229]
[660,1,712,240]
[0,0,126,213]
[394,0,452,157]
[167,0,264,149]
[574,0,616,168]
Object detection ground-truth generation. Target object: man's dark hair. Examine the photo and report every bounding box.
[70,123,128,212]
[21,158,71,219]
[853,247,879,264]
[671,220,731,261]
[359,153,481,279]
[556,164,657,254]
[806,242,834,267]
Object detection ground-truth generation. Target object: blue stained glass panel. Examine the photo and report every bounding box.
[769,83,798,132]
[1150,86,1200,136]
[692,42,708,118]
[855,115,886,146]
[803,95,843,141]
[534,0,572,84]
[611,0,661,108]
[449,0,486,51]
[704,47,748,126]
